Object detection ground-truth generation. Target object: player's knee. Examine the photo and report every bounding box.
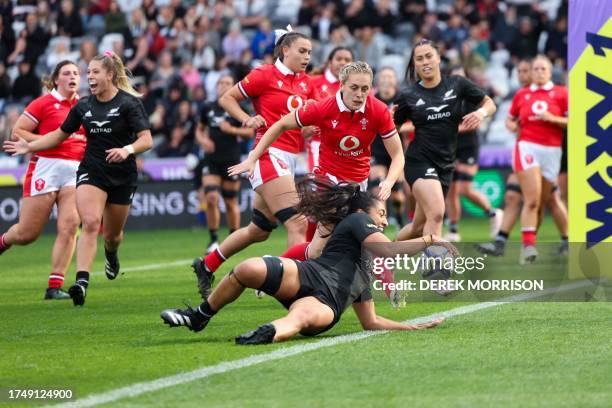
[293,307,318,328]
[524,197,540,212]
[57,218,79,239]
[80,214,102,234]
[14,228,40,245]
[104,230,123,245]
[246,222,271,242]
[234,259,262,286]
[457,182,471,196]
[426,208,444,224]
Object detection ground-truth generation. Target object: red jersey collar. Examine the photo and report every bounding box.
[529,81,554,92]
[50,88,78,102]
[274,58,295,76]
[335,90,366,113]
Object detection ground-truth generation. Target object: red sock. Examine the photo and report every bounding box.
[374,258,395,298]
[281,242,310,261]
[48,273,64,289]
[521,228,536,247]
[0,233,10,252]
[306,219,317,241]
[407,210,415,222]
[204,248,225,273]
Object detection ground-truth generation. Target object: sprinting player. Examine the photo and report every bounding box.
[369,67,412,227]
[4,51,153,306]
[307,47,353,171]
[195,74,254,253]
[444,66,503,242]
[480,55,567,264]
[161,180,446,344]
[194,30,318,297]
[229,61,404,262]
[394,39,496,240]
[0,61,84,300]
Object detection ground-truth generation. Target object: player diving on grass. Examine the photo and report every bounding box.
[161,179,451,344]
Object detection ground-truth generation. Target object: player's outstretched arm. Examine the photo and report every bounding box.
[12,114,41,142]
[3,128,69,155]
[353,300,444,331]
[228,113,299,178]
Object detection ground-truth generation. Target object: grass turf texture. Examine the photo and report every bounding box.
[1,218,610,407]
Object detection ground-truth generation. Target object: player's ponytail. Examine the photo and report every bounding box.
[42,60,78,92]
[94,51,142,97]
[295,176,379,235]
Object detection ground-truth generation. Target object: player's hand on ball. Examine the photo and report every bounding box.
[243,115,267,129]
[106,147,130,163]
[3,137,29,156]
[431,235,460,257]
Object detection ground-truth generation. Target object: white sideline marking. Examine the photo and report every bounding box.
[91,259,192,277]
[48,279,593,408]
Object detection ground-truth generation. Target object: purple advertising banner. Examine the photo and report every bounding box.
[568,0,612,70]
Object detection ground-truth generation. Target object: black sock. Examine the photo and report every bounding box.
[75,271,89,288]
[496,231,509,243]
[449,223,458,233]
[561,235,568,244]
[198,301,217,317]
[209,229,218,243]
[104,246,117,258]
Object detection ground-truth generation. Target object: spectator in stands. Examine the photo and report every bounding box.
[57,0,84,38]
[0,63,10,102]
[179,59,203,93]
[222,19,249,63]
[11,60,41,103]
[149,50,177,98]
[510,17,539,59]
[105,0,128,34]
[251,18,274,60]
[545,15,567,66]
[0,17,15,64]
[156,124,192,158]
[146,20,166,57]
[46,37,77,72]
[128,8,148,39]
[192,34,216,73]
[77,39,97,95]
[373,0,397,37]
[353,25,384,71]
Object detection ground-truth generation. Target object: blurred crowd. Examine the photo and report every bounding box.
[0,0,568,159]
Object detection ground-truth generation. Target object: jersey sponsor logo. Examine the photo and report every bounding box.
[91,120,111,127]
[443,89,456,100]
[360,118,368,130]
[339,135,361,151]
[34,178,45,191]
[331,119,338,129]
[107,107,120,117]
[425,104,448,113]
[531,100,549,115]
[277,80,283,88]
[425,168,438,176]
[54,103,60,110]
[416,98,425,106]
[286,95,304,112]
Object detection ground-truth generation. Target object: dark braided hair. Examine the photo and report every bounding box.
[295,176,379,236]
[405,38,440,83]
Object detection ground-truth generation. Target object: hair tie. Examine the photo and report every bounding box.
[104,50,114,58]
[274,24,293,45]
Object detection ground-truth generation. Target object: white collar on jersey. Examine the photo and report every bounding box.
[336,90,366,113]
[324,68,338,83]
[529,81,554,91]
[50,88,78,102]
[50,88,67,101]
[274,58,295,76]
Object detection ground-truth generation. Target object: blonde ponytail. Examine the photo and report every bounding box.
[94,51,142,97]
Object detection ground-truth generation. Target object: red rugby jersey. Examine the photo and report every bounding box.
[509,81,567,147]
[238,59,318,153]
[295,92,397,182]
[24,89,85,161]
[311,69,341,100]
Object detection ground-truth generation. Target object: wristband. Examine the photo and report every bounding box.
[123,144,135,155]
[477,107,488,118]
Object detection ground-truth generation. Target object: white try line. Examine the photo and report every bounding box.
[48,279,594,408]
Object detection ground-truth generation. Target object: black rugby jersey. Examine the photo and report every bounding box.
[394,75,485,170]
[199,101,242,163]
[61,90,150,186]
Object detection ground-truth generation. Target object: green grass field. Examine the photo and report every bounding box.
[1,218,611,407]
